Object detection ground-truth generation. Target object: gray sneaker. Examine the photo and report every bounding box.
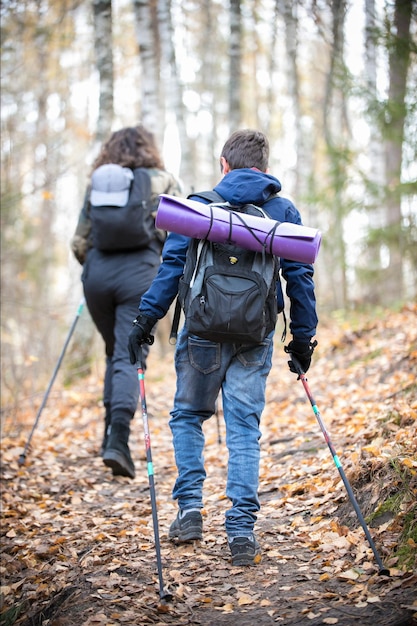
[229,535,261,566]
[169,510,203,542]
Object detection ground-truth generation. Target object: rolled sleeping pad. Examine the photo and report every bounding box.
[156,194,321,264]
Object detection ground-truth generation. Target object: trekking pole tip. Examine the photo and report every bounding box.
[159,589,173,603]
[18,453,26,466]
[378,567,391,577]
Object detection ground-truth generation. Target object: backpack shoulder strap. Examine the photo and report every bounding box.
[171,192,221,344]
[188,190,225,204]
[131,168,152,201]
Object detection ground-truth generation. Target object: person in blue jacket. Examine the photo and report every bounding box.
[128,129,318,566]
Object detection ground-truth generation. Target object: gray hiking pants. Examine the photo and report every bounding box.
[82,247,160,426]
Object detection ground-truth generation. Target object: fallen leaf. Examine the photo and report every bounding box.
[238,593,255,606]
[337,569,359,581]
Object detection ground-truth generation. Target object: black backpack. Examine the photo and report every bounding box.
[171,190,282,345]
[90,167,159,252]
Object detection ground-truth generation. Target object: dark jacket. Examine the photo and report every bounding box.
[139,168,318,341]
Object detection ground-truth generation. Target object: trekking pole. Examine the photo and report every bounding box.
[288,354,390,577]
[214,399,222,445]
[137,350,172,602]
[18,297,86,466]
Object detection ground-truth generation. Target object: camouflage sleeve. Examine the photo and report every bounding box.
[149,169,183,212]
[70,188,92,265]
[149,169,183,245]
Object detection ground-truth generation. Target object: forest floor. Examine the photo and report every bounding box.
[1,304,417,626]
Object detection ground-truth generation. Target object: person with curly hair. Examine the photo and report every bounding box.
[71,125,181,479]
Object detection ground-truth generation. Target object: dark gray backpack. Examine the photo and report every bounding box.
[172,190,281,344]
[90,167,158,251]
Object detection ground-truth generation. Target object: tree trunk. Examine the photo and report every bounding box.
[265,1,280,138]
[132,0,161,136]
[157,0,192,191]
[93,0,114,142]
[192,0,222,190]
[383,0,412,302]
[229,0,242,129]
[277,0,304,197]
[323,0,349,309]
[360,0,386,303]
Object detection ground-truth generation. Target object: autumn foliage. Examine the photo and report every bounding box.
[1,304,416,625]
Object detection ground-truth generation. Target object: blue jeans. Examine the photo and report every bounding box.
[169,327,274,538]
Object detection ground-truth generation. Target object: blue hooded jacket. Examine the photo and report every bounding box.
[139,168,318,340]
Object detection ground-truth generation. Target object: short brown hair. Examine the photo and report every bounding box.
[221,129,269,172]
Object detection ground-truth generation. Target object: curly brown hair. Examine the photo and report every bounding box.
[91,125,165,173]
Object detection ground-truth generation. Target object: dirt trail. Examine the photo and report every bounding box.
[1,307,416,625]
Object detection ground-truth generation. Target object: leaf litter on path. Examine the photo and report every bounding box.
[1,304,416,625]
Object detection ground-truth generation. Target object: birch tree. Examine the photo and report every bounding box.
[276,0,305,196]
[157,0,192,191]
[364,0,381,178]
[382,0,413,302]
[322,0,350,309]
[229,0,242,129]
[265,1,280,138]
[132,0,162,138]
[1,0,89,406]
[93,0,114,142]
[357,0,385,303]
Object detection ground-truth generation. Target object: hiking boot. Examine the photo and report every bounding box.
[100,412,112,457]
[102,423,135,479]
[169,510,203,542]
[229,535,261,566]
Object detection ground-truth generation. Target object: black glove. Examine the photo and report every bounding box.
[284,339,317,375]
[128,314,157,365]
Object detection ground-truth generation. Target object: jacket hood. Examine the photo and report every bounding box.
[213,168,282,206]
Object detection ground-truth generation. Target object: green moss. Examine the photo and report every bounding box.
[365,459,416,571]
[396,504,417,570]
[367,492,403,523]
[0,602,28,626]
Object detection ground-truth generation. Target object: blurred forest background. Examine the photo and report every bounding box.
[1,0,416,412]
